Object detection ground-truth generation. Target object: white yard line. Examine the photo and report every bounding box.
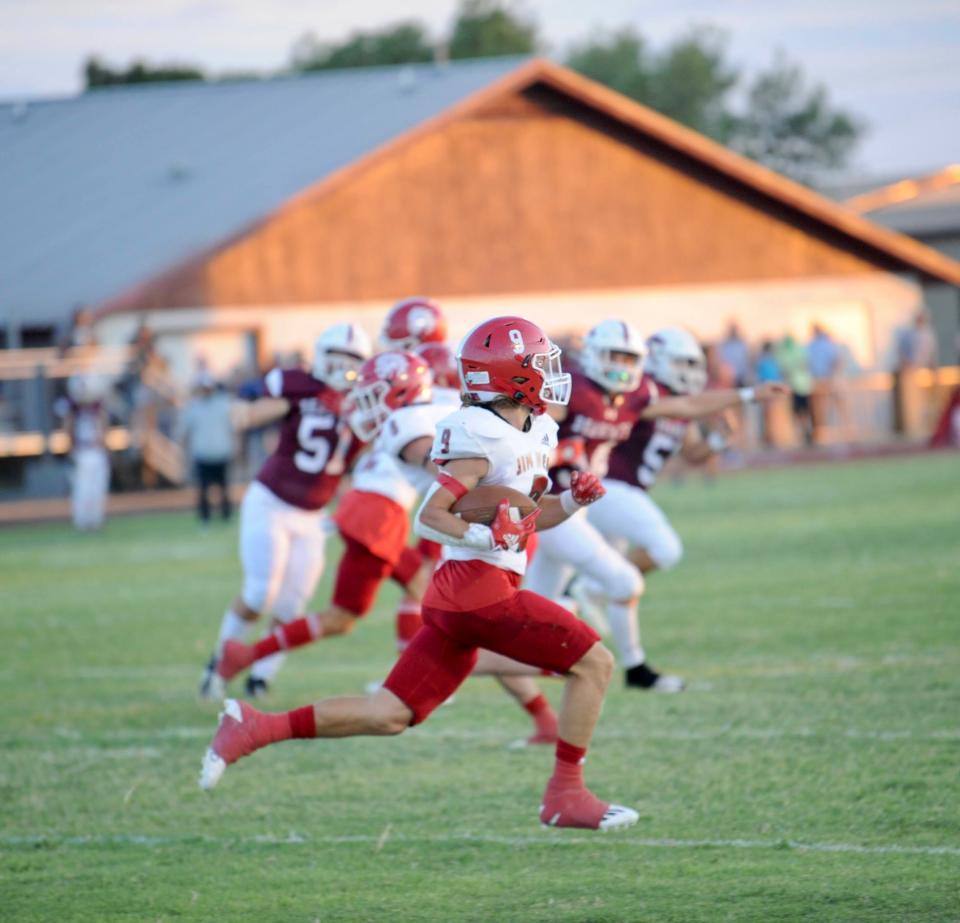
[10,724,957,749]
[2,832,958,857]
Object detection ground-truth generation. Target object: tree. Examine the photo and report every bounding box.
[729,53,864,183]
[448,0,539,60]
[645,28,739,142]
[564,28,863,182]
[566,29,651,102]
[292,22,434,71]
[84,56,205,90]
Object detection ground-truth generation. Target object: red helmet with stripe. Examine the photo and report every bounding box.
[457,316,571,415]
[345,350,433,441]
[380,297,447,351]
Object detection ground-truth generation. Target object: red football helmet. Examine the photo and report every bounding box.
[414,342,459,389]
[345,350,433,441]
[457,316,571,415]
[380,297,448,350]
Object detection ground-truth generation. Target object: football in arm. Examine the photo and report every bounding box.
[451,485,539,525]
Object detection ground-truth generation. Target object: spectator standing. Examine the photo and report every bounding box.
[807,324,841,443]
[718,321,752,387]
[755,340,783,383]
[755,340,784,445]
[896,311,938,371]
[177,373,236,524]
[56,375,111,531]
[893,311,938,436]
[776,335,815,445]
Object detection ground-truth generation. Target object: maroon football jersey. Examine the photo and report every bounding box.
[607,376,689,490]
[255,368,362,511]
[548,371,655,493]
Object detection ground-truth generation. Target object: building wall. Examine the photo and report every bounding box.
[96,271,923,388]
[115,92,898,313]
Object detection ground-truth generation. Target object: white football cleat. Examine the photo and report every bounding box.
[650,672,685,693]
[598,804,640,831]
[625,662,686,693]
[198,699,245,791]
[199,748,226,790]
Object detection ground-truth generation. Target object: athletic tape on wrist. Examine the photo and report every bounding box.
[560,490,580,515]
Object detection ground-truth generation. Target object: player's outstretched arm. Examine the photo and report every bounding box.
[537,470,606,530]
[641,381,789,421]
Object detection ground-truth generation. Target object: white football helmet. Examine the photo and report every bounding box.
[645,327,707,395]
[580,319,647,393]
[312,323,372,391]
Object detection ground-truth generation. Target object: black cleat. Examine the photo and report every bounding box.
[244,675,270,699]
[625,662,685,693]
[199,655,225,701]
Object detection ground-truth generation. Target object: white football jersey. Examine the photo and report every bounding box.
[351,402,451,510]
[429,405,557,575]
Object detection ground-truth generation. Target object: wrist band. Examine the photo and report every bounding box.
[560,490,580,515]
[738,387,756,404]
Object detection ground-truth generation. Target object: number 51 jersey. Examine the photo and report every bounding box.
[255,368,362,511]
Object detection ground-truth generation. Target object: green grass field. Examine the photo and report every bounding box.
[2,453,959,922]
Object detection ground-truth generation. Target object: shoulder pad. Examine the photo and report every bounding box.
[458,405,509,439]
[378,405,442,458]
[431,409,494,463]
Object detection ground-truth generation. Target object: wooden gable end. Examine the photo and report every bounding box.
[122,85,899,311]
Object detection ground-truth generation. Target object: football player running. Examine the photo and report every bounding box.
[210,350,438,686]
[199,323,371,700]
[378,297,452,648]
[200,316,638,831]
[526,319,787,692]
[213,347,561,747]
[575,328,744,659]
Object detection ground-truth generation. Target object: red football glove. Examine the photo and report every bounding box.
[490,499,541,552]
[570,470,605,506]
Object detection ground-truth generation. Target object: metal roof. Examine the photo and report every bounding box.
[0,57,528,327]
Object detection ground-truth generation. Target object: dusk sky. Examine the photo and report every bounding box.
[2,0,958,178]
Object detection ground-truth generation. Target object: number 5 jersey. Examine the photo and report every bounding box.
[255,367,363,510]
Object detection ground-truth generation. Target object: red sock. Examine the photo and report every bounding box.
[395,601,423,650]
[287,705,317,739]
[551,738,587,787]
[251,614,321,661]
[523,694,557,738]
[253,705,317,746]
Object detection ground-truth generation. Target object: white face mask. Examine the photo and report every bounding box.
[345,381,390,441]
[672,357,708,395]
[315,351,364,391]
[533,344,572,406]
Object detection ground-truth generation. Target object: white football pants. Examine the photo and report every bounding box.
[587,479,683,571]
[239,480,327,620]
[525,509,644,603]
[71,448,109,530]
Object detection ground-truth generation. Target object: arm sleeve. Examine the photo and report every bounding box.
[264,368,319,400]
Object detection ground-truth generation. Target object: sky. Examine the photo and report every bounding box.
[2,0,959,178]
